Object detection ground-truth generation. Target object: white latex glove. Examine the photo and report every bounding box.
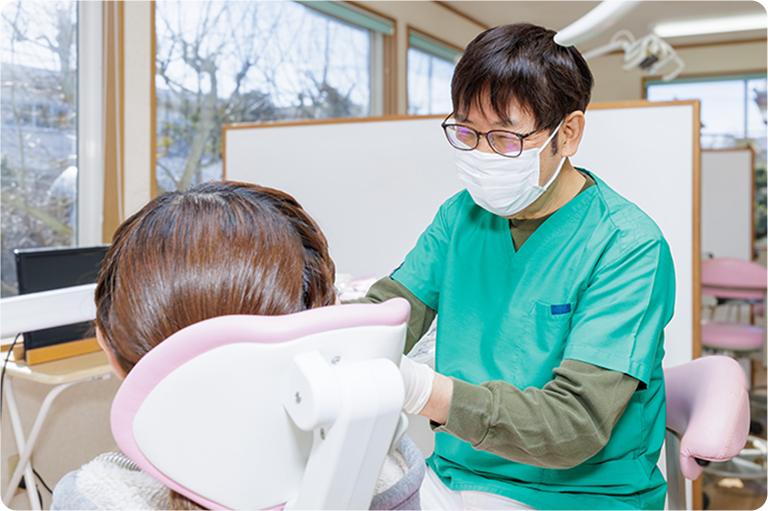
[399,354,434,415]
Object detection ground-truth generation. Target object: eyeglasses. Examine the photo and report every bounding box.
[441,114,550,158]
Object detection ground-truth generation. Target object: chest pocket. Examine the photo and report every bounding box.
[529,300,575,356]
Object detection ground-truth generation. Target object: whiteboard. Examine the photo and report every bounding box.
[225,116,462,278]
[224,101,700,365]
[701,149,754,260]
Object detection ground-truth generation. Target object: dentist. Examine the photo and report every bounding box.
[357,23,675,510]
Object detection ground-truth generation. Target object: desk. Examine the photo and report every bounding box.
[2,350,113,509]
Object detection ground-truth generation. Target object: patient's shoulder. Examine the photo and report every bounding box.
[52,452,167,510]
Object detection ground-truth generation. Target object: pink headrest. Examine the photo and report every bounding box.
[665,356,750,480]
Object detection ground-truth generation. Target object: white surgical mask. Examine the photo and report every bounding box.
[455,121,564,217]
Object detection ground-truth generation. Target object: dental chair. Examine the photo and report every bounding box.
[700,257,766,370]
[109,298,414,510]
[664,355,751,510]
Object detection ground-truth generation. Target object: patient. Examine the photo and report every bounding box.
[51,181,424,510]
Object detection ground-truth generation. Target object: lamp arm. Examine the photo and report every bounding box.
[582,40,627,60]
[555,0,643,47]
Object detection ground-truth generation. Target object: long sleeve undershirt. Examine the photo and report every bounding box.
[351,276,639,470]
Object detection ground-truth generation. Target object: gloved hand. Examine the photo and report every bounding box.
[399,355,434,415]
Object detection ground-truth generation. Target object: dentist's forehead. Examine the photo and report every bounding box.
[456,100,535,130]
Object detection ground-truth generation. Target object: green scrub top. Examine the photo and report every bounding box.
[392,170,676,510]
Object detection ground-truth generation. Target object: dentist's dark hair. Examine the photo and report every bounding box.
[451,23,594,152]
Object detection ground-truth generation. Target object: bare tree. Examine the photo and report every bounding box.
[155,1,367,192]
[156,1,282,192]
[1,1,77,296]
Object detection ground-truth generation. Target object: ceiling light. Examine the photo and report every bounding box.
[652,13,767,38]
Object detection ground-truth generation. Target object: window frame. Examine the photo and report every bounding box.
[405,26,462,115]
[643,71,767,138]
[77,1,105,247]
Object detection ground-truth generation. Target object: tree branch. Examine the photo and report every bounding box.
[1,192,74,236]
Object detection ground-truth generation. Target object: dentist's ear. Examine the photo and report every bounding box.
[560,111,586,158]
[96,327,128,379]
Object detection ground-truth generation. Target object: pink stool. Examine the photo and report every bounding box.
[700,258,766,379]
[701,321,765,352]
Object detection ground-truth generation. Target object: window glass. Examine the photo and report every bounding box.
[747,78,767,140]
[155,1,372,193]
[1,1,78,296]
[647,79,747,141]
[407,47,455,116]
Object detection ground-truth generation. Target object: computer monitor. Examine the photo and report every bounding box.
[14,245,109,352]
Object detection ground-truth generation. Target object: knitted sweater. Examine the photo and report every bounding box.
[51,436,425,510]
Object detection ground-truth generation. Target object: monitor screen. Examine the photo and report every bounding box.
[14,245,109,351]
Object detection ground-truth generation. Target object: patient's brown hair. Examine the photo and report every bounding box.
[95,181,336,510]
[95,181,336,376]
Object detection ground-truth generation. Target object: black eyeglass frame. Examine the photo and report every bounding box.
[440,113,551,158]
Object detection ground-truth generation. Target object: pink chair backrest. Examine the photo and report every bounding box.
[665,355,750,480]
[110,299,410,510]
[701,257,767,300]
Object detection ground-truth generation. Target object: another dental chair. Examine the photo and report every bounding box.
[664,355,751,510]
[700,257,766,366]
[107,298,415,510]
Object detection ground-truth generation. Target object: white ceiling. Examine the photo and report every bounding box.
[438,1,767,52]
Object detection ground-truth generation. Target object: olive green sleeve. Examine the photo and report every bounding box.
[346,276,436,355]
[434,359,639,469]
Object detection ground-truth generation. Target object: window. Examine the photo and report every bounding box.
[1,1,78,296]
[155,0,391,193]
[407,31,459,116]
[647,74,768,239]
[647,74,767,147]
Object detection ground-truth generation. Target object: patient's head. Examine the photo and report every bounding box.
[95,181,336,377]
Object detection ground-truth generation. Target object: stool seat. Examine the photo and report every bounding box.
[702,321,765,351]
[701,286,765,301]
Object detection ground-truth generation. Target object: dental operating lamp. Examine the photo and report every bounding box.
[554,1,642,47]
[555,0,684,82]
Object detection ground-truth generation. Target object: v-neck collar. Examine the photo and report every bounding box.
[503,170,598,261]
